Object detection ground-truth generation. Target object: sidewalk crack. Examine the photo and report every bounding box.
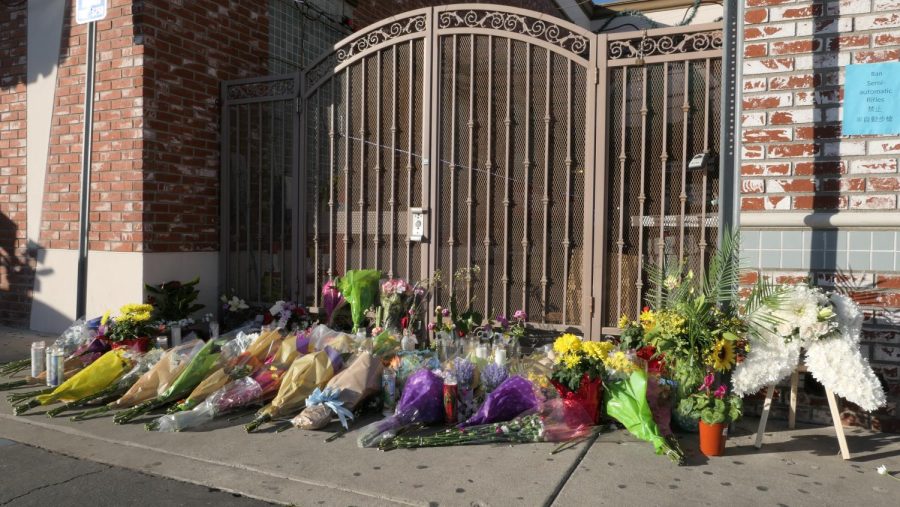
[542,433,598,507]
[0,468,108,506]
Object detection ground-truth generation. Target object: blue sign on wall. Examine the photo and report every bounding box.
[843,62,900,136]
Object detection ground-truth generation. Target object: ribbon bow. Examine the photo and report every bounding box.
[306,387,354,429]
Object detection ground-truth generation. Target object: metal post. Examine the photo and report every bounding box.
[719,0,740,240]
[75,21,97,319]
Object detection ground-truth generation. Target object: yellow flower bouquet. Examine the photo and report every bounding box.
[549,334,613,425]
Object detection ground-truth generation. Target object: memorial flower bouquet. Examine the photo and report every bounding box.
[15,349,135,416]
[102,303,158,352]
[114,337,228,423]
[0,320,92,377]
[733,288,886,412]
[604,369,686,464]
[378,397,593,450]
[379,278,413,331]
[335,269,382,332]
[357,368,445,447]
[70,339,204,420]
[244,348,343,432]
[550,334,612,424]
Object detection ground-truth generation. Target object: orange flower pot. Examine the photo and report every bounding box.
[698,420,727,456]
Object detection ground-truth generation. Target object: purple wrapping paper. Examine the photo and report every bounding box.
[395,368,445,425]
[357,368,445,447]
[461,376,539,428]
[73,337,111,366]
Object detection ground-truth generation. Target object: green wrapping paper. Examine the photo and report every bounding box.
[604,370,685,465]
[336,269,382,332]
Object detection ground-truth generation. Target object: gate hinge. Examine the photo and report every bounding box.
[590,296,595,317]
[594,67,599,85]
[296,98,302,114]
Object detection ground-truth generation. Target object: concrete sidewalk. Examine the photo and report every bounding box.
[2,328,899,506]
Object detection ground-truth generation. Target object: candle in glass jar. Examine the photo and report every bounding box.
[494,348,507,366]
[475,344,488,360]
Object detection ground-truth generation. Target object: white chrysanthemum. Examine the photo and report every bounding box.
[735,287,885,412]
[732,334,802,396]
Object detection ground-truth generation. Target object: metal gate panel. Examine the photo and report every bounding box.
[594,25,724,334]
[220,74,300,305]
[302,10,430,308]
[430,5,597,333]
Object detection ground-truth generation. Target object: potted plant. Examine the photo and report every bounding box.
[549,333,612,424]
[101,303,158,352]
[679,373,743,456]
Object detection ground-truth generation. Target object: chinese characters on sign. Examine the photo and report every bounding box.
[76,0,108,24]
[843,62,900,136]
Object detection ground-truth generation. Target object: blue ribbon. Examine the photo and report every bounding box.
[306,387,354,429]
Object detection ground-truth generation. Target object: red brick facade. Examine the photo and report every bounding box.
[42,1,144,253]
[139,1,269,252]
[0,2,31,326]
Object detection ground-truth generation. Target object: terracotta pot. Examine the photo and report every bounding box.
[698,420,727,456]
[109,337,151,353]
[552,374,603,425]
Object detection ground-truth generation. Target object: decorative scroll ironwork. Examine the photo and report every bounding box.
[608,30,722,60]
[337,14,427,64]
[437,10,589,59]
[306,54,338,88]
[307,14,427,89]
[226,78,297,101]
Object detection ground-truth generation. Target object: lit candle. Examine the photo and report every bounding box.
[494,348,507,366]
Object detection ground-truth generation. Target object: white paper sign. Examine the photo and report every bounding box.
[76,0,108,24]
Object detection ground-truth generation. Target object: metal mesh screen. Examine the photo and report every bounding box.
[432,36,587,328]
[223,96,295,305]
[602,57,721,326]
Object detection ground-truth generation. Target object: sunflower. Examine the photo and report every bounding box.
[707,339,736,372]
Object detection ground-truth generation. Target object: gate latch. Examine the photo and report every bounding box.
[409,208,427,242]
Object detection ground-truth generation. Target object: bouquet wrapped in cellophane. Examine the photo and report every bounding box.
[71,340,203,420]
[15,349,134,415]
[2,356,86,393]
[47,349,165,417]
[461,375,540,427]
[169,329,284,413]
[0,319,92,377]
[605,369,685,465]
[115,337,229,424]
[292,351,383,430]
[357,368,445,448]
[244,348,343,432]
[379,398,593,450]
[149,337,301,431]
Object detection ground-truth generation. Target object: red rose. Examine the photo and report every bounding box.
[262,312,274,325]
[400,316,409,330]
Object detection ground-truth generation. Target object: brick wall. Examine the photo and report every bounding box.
[138,1,269,253]
[0,2,32,326]
[41,0,144,253]
[740,0,900,431]
[350,0,561,29]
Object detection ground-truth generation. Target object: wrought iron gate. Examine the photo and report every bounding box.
[220,5,724,338]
